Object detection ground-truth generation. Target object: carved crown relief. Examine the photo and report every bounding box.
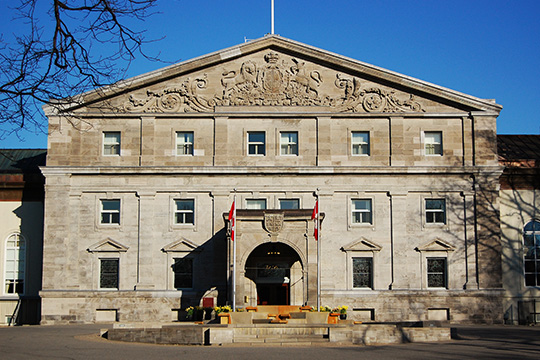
[122,52,424,113]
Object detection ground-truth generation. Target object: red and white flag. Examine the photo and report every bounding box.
[228,200,236,242]
[311,200,319,241]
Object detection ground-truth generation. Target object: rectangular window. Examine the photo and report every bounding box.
[174,199,195,224]
[352,199,372,224]
[173,258,193,289]
[424,131,442,156]
[427,258,447,288]
[279,199,300,210]
[246,199,267,210]
[100,259,119,289]
[176,131,194,155]
[103,132,121,156]
[353,257,373,289]
[425,199,446,224]
[248,132,266,155]
[352,132,370,155]
[100,200,120,225]
[280,132,298,155]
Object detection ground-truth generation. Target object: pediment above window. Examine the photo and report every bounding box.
[87,238,129,253]
[415,239,455,252]
[341,237,382,252]
[162,237,201,253]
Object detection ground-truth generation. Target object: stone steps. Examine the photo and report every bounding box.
[232,334,330,345]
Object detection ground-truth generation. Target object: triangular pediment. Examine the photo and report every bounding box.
[342,237,382,252]
[87,238,129,253]
[416,239,455,252]
[47,35,501,116]
[162,237,201,253]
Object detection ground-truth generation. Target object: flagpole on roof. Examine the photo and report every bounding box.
[316,189,321,312]
[271,0,275,35]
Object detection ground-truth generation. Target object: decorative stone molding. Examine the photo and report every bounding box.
[161,237,201,253]
[122,52,424,114]
[341,237,382,252]
[415,238,455,252]
[87,238,129,253]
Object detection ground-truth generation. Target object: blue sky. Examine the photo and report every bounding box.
[1,0,539,148]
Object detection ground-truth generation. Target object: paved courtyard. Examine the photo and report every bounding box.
[0,324,539,359]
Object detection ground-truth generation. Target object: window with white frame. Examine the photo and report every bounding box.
[425,199,446,224]
[352,132,370,155]
[427,257,447,288]
[173,258,193,289]
[280,132,298,155]
[176,131,194,155]
[100,199,120,225]
[100,258,119,289]
[279,199,300,210]
[4,233,25,295]
[352,257,373,289]
[174,199,195,224]
[103,132,121,156]
[246,199,267,210]
[352,199,372,224]
[248,132,266,155]
[524,220,540,287]
[424,131,442,156]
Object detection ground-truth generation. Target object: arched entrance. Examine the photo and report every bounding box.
[244,242,303,306]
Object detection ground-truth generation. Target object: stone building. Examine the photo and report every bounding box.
[498,135,540,324]
[0,149,45,325]
[40,35,504,324]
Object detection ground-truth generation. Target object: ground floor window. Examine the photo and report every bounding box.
[100,259,119,289]
[173,258,193,289]
[427,258,447,288]
[352,257,373,289]
[4,233,25,295]
[524,220,540,287]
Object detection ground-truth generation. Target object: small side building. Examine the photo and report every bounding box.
[0,149,45,325]
[499,135,540,324]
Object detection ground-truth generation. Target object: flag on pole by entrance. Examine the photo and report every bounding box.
[311,200,319,241]
[228,200,236,241]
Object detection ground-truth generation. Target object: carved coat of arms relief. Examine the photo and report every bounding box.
[122,52,424,114]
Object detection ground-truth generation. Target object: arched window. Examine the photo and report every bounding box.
[524,220,540,287]
[4,233,26,295]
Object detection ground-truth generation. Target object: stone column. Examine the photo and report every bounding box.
[388,191,409,289]
[462,191,479,289]
[135,191,156,290]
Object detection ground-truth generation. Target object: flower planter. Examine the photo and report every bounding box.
[218,313,231,324]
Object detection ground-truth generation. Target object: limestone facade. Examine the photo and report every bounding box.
[40,35,504,324]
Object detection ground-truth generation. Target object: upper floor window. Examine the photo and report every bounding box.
[352,132,370,155]
[353,257,373,289]
[425,199,446,224]
[279,199,300,210]
[427,257,447,288]
[100,258,119,289]
[280,132,298,156]
[4,233,25,295]
[524,220,540,287]
[248,132,266,156]
[100,200,120,225]
[246,199,267,210]
[176,132,194,156]
[352,199,372,224]
[174,199,195,224]
[103,132,121,156]
[424,131,442,156]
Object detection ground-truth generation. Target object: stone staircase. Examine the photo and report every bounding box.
[230,325,331,346]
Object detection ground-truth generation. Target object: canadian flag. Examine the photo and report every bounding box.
[311,200,319,241]
[228,200,236,241]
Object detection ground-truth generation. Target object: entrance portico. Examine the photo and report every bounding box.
[225,209,320,308]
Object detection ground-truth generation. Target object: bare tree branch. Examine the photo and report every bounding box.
[0,0,161,141]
